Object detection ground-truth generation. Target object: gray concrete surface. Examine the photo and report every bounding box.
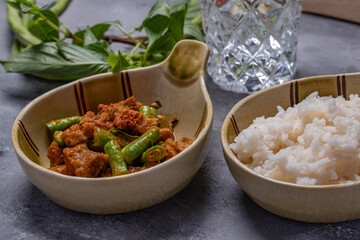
[1,1,360,239]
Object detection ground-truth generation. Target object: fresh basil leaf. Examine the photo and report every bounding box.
[104,20,126,35]
[7,2,22,11]
[28,10,59,41]
[8,1,38,15]
[105,20,136,42]
[148,31,176,55]
[8,0,33,10]
[108,55,120,72]
[86,23,111,39]
[184,21,204,42]
[57,42,106,64]
[168,2,187,42]
[85,41,114,58]
[40,9,59,24]
[183,0,204,41]
[142,0,170,43]
[108,51,130,72]
[19,2,35,12]
[185,0,201,22]
[146,0,170,19]
[3,0,206,81]
[11,0,40,13]
[143,15,170,44]
[84,27,98,46]
[0,42,111,81]
[73,23,111,46]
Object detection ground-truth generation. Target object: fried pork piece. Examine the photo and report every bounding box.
[112,107,158,134]
[61,124,88,147]
[175,137,193,151]
[81,122,96,139]
[99,168,113,177]
[63,143,109,177]
[47,141,66,167]
[159,128,174,142]
[164,137,193,160]
[49,164,74,176]
[81,110,113,130]
[119,96,143,110]
[95,96,157,134]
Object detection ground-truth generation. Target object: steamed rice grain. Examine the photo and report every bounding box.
[229,92,360,185]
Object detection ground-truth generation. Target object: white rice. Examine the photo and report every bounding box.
[229,92,360,185]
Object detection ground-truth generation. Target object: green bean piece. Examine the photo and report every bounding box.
[121,127,161,164]
[157,115,170,128]
[6,2,42,47]
[141,145,166,163]
[11,39,22,56]
[94,127,113,147]
[139,106,157,118]
[11,39,28,56]
[46,116,81,133]
[49,0,72,16]
[104,140,128,176]
[53,131,65,147]
[94,127,128,148]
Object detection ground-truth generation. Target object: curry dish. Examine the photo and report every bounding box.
[46,96,192,177]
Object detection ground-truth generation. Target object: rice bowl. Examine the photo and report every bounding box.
[221,72,360,222]
[230,92,360,185]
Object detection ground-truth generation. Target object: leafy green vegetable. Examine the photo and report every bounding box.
[184,21,204,42]
[141,0,189,65]
[28,10,60,41]
[142,0,170,43]
[1,0,204,81]
[6,1,42,46]
[85,41,114,60]
[0,42,111,80]
[73,23,111,46]
[108,52,130,73]
[168,2,187,41]
[83,27,98,46]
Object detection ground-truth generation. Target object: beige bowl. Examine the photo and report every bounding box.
[12,40,213,214]
[221,72,360,223]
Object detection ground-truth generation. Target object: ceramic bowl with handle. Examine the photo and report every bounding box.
[221,72,360,223]
[12,40,213,214]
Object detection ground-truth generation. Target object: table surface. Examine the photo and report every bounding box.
[1,1,360,239]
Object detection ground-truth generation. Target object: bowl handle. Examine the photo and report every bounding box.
[163,39,209,85]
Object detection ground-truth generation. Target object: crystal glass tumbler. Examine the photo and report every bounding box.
[200,0,302,93]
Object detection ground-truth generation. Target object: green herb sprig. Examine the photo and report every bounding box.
[0,0,204,81]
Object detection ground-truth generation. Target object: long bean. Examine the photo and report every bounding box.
[46,116,81,132]
[139,106,157,118]
[121,126,161,164]
[53,131,65,147]
[141,145,166,163]
[157,115,169,128]
[11,39,22,56]
[49,0,72,16]
[6,2,42,46]
[104,140,128,176]
[94,127,128,148]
